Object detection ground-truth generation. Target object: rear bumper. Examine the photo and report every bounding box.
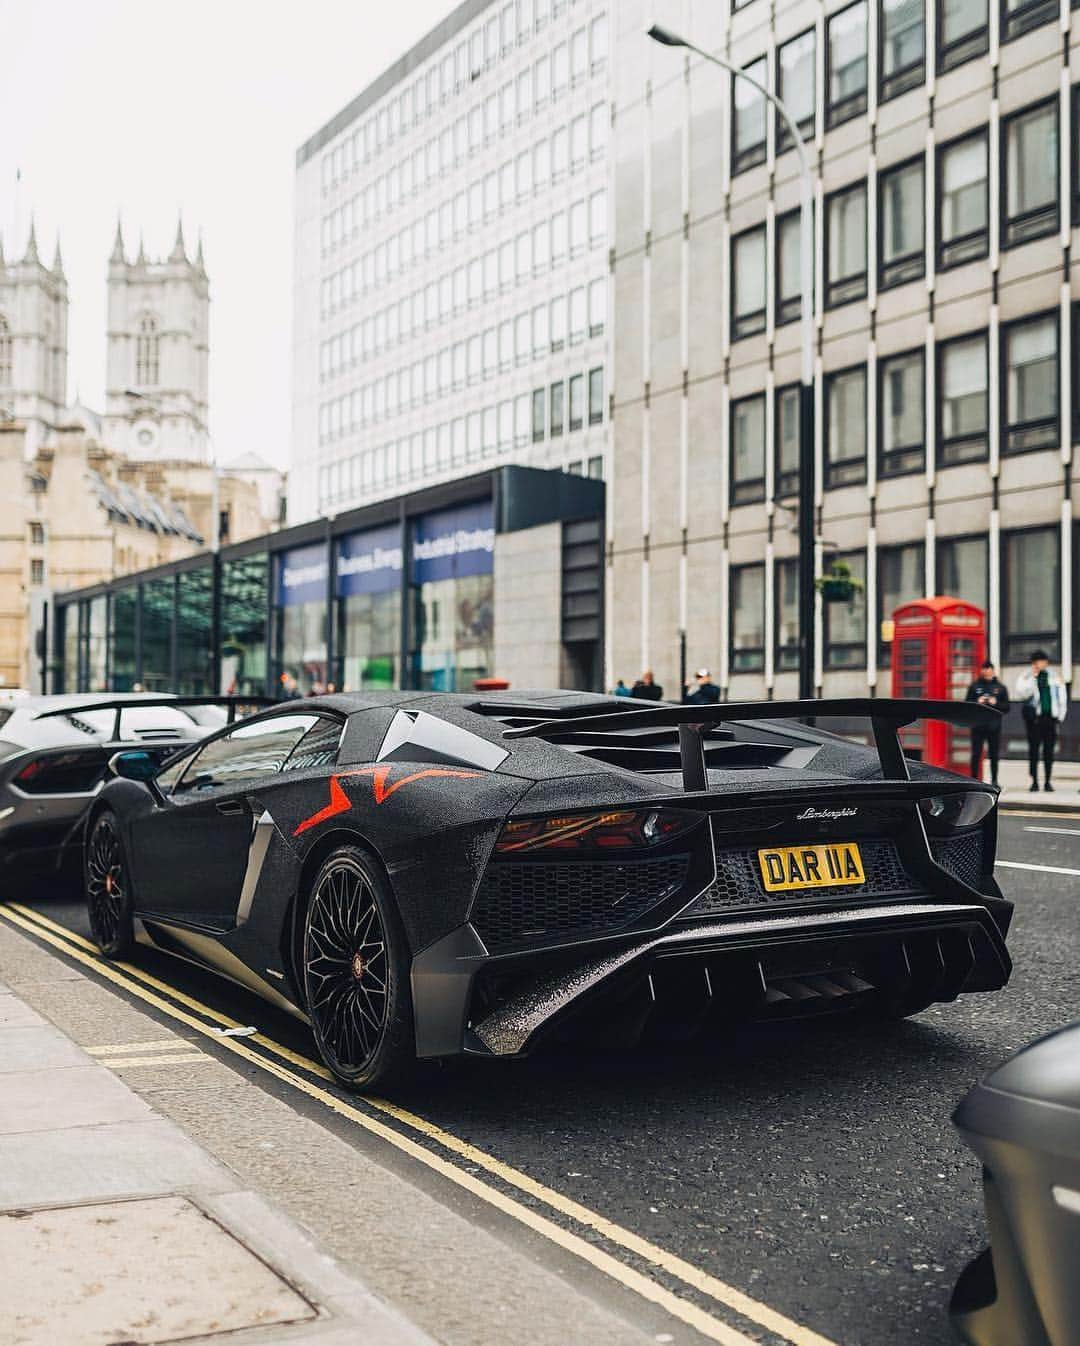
[411,900,1011,1059]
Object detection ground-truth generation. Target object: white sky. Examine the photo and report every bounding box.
[0,0,454,471]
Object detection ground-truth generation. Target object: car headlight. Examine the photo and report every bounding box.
[919,791,995,832]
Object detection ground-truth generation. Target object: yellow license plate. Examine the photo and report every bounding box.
[757,842,865,892]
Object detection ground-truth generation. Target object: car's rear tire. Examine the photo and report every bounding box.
[302,844,417,1092]
[85,812,135,958]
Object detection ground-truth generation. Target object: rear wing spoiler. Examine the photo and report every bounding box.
[34,695,277,741]
[502,697,1002,792]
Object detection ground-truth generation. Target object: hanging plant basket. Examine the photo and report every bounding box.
[815,563,863,605]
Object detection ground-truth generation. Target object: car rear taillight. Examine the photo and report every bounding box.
[494,807,699,855]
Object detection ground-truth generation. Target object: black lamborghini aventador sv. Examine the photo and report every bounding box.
[84,690,1012,1090]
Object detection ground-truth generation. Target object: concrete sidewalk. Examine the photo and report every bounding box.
[986,758,1080,812]
[0,973,434,1346]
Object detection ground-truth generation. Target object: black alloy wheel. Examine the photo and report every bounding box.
[85,812,135,958]
[302,845,416,1091]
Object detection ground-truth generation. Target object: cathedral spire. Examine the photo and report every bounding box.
[110,216,126,264]
[169,214,187,263]
[136,233,147,265]
[23,216,39,264]
[0,234,5,269]
[52,235,64,277]
[195,232,206,274]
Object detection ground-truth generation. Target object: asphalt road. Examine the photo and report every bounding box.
[13,812,1080,1346]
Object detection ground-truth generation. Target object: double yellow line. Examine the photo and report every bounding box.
[0,900,840,1346]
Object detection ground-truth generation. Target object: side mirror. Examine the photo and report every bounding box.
[108,750,159,782]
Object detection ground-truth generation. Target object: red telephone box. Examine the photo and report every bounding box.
[890,597,986,773]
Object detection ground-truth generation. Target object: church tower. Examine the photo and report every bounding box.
[0,222,69,456]
[103,217,209,461]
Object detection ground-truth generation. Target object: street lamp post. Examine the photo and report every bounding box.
[647,25,817,699]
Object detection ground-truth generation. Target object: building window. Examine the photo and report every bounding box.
[550,381,564,436]
[938,332,989,465]
[879,157,925,288]
[135,314,159,386]
[937,129,989,268]
[823,551,867,668]
[731,226,766,339]
[732,57,767,174]
[777,30,815,151]
[0,314,10,387]
[29,522,44,545]
[730,565,766,672]
[827,1,868,126]
[1003,100,1059,247]
[587,455,603,480]
[775,385,801,498]
[588,367,604,425]
[825,365,867,487]
[1002,527,1060,662]
[1003,313,1058,454]
[1001,0,1057,40]
[938,535,988,614]
[776,210,810,326]
[30,558,44,586]
[880,0,925,100]
[731,394,766,505]
[938,0,988,69]
[532,388,546,442]
[879,349,925,475]
[774,558,800,670]
[826,182,868,307]
[877,542,925,664]
[568,373,584,431]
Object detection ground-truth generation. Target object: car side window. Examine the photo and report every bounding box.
[155,746,196,794]
[281,716,344,773]
[174,715,318,795]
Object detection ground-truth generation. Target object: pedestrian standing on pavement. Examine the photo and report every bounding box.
[684,669,721,705]
[613,678,632,696]
[1015,649,1067,792]
[965,661,1009,785]
[631,671,663,700]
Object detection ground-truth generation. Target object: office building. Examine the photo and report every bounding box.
[291,0,612,524]
[609,0,1078,702]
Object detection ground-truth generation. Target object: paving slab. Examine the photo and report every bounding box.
[0,1062,152,1134]
[0,1023,94,1074]
[0,1195,317,1346]
[0,995,45,1028]
[0,1118,237,1206]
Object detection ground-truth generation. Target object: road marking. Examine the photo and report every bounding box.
[105,1053,208,1067]
[996,859,1080,878]
[1003,809,1080,821]
[0,903,841,1346]
[87,1039,198,1055]
[1023,826,1080,837]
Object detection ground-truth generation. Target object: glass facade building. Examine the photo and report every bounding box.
[54,466,603,700]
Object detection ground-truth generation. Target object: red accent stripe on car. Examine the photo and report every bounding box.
[293,765,482,837]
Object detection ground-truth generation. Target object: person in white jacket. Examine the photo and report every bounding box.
[1015,650,1068,791]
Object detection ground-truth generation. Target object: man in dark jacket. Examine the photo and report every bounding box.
[965,661,1009,785]
[631,670,663,700]
[684,669,721,705]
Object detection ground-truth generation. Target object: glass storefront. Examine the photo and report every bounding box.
[408,501,494,691]
[335,524,402,691]
[141,577,174,691]
[62,603,79,692]
[272,542,328,696]
[176,566,214,693]
[111,588,138,691]
[219,554,269,696]
[87,596,108,691]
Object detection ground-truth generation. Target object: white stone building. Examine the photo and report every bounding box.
[0,224,68,456]
[291,0,612,525]
[103,219,210,462]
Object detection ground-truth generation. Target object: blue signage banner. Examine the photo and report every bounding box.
[335,523,403,598]
[274,542,328,608]
[410,500,495,584]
